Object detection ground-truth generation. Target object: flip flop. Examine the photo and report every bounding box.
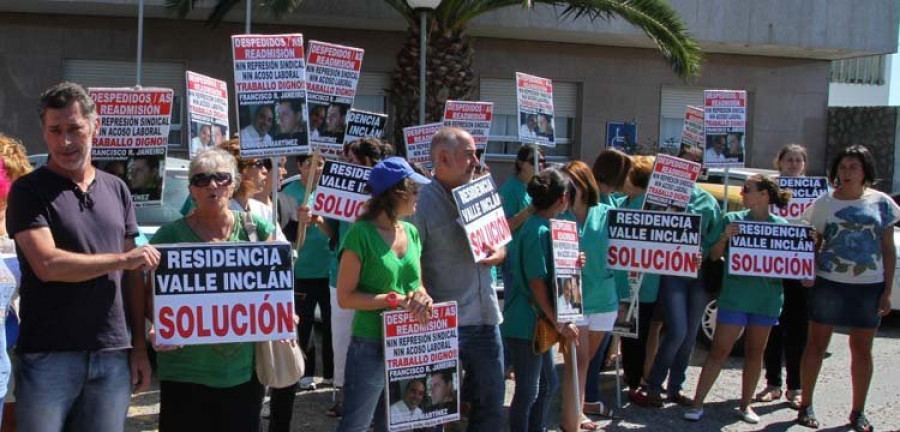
[579,417,601,431]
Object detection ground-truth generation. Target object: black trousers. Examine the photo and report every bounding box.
[620,301,657,390]
[296,277,334,379]
[159,375,264,432]
[763,279,808,390]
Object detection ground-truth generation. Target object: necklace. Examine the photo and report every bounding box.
[189,214,234,242]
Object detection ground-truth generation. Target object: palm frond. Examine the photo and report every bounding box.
[538,0,702,79]
[165,0,304,26]
[164,0,199,18]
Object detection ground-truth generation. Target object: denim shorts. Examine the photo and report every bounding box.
[808,277,884,329]
[716,308,778,327]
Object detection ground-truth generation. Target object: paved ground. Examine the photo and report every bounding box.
[126,313,900,431]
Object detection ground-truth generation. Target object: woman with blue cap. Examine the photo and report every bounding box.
[336,157,434,432]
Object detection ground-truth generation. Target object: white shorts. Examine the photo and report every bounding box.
[575,311,617,332]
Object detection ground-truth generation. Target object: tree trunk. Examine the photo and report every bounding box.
[389,22,476,155]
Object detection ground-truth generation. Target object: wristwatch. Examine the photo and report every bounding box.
[386,292,401,309]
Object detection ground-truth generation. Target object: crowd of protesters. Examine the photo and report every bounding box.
[0,81,896,432]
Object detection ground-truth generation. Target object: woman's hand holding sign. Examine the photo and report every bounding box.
[404,289,434,325]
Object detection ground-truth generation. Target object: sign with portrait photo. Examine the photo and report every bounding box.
[703,90,746,168]
[442,101,493,150]
[515,72,555,147]
[306,40,365,157]
[186,71,229,158]
[550,219,582,323]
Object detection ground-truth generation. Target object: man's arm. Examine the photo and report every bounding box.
[14,227,159,282]
[123,237,153,393]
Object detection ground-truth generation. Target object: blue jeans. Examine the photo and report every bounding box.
[585,333,612,403]
[336,337,387,432]
[16,350,132,432]
[647,275,709,395]
[458,325,505,431]
[507,338,557,432]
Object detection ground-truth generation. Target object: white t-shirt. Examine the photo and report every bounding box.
[803,188,900,284]
[239,126,273,149]
[229,198,288,243]
[389,400,423,423]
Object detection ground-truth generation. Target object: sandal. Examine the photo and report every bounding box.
[583,401,618,419]
[579,417,601,431]
[786,389,802,410]
[755,385,783,402]
[797,405,820,429]
[850,410,874,432]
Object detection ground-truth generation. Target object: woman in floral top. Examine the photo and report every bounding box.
[798,145,900,432]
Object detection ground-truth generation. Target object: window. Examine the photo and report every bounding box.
[64,59,186,147]
[830,55,886,85]
[479,78,578,159]
[659,88,703,155]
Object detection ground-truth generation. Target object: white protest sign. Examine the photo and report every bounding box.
[343,109,387,146]
[307,40,365,157]
[607,209,701,277]
[451,175,512,262]
[311,161,372,222]
[551,219,582,322]
[442,101,493,150]
[153,242,295,345]
[680,105,704,156]
[728,222,815,280]
[703,90,746,168]
[404,122,442,168]
[383,302,460,431]
[89,87,173,208]
[186,71,229,158]
[232,34,308,157]
[515,72,556,147]
[771,177,829,222]
[645,154,701,212]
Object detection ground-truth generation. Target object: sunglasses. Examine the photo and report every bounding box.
[190,172,233,187]
[250,159,272,170]
[742,183,760,193]
[519,157,546,165]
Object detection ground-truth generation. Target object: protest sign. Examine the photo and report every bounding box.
[607,209,701,277]
[89,87,173,207]
[680,106,704,157]
[152,242,295,345]
[551,219,582,322]
[771,177,828,222]
[451,175,512,262]
[442,101,493,150]
[703,90,746,168]
[728,222,814,279]
[311,160,372,222]
[403,122,442,169]
[383,302,460,431]
[343,109,387,146]
[612,272,641,339]
[606,122,637,154]
[186,71,229,158]
[306,40,364,157]
[515,72,555,147]
[644,154,702,212]
[232,34,308,157]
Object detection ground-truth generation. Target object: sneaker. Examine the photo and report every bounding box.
[299,377,317,391]
[683,407,704,421]
[739,406,761,424]
[322,378,334,387]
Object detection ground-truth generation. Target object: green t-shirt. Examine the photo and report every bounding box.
[688,185,723,260]
[499,177,530,222]
[502,215,551,340]
[150,211,276,388]
[328,219,352,287]
[612,193,661,303]
[712,210,787,318]
[341,220,423,339]
[282,181,333,279]
[577,204,618,314]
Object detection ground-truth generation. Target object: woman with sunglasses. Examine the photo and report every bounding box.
[559,161,618,431]
[503,168,579,432]
[149,149,277,431]
[797,145,899,431]
[756,143,809,408]
[218,140,287,243]
[335,157,432,432]
[684,175,791,423]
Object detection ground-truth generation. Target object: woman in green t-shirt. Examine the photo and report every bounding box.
[335,157,433,432]
[503,168,579,432]
[684,174,792,424]
[149,149,276,432]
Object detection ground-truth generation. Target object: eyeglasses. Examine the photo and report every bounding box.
[190,172,233,187]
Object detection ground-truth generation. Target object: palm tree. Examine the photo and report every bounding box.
[167,0,701,144]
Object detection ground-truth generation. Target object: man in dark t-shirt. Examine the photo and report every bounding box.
[6,82,160,431]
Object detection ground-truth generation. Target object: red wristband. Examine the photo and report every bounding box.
[386,292,401,309]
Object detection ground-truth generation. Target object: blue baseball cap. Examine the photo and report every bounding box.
[368,157,431,196]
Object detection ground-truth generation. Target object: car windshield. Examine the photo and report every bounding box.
[134,170,190,227]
